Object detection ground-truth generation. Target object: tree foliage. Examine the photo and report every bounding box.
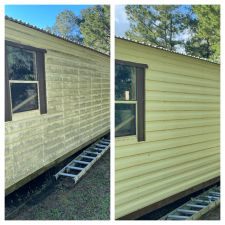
[125,5,188,51]
[191,5,220,60]
[46,9,83,43]
[79,5,110,54]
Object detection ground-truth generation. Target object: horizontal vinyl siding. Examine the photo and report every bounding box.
[115,38,220,219]
[5,20,110,190]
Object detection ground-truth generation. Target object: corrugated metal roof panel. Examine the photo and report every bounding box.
[5,15,109,57]
[115,36,220,65]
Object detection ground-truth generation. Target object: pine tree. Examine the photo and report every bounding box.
[79,5,110,54]
[192,5,220,60]
[46,9,83,43]
[125,5,187,51]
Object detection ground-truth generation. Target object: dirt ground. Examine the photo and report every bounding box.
[198,205,220,220]
[136,181,220,220]
[5,143,110,220]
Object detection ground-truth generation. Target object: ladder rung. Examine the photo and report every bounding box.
[167,215,189,220]
[81,155,95,159]
[95,144,107,148]
[100,141,110,145]
[209,191,220,196]
[186,204,206,208]
[177,209,199,214]
[59,173,77,178]
[193,199,210,204]
[93,148,104,151]
[103,139,110,142]
[74,160,89,165]
[85,151,100,155]
[67,166,83,171]
[206,196,219,200]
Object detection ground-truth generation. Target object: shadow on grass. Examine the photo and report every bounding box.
[5,139,110,220]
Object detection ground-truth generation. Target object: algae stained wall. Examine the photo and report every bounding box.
[115,38,220,219]
[5,19,110,195]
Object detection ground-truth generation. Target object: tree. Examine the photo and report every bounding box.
[46,9,83,43]
[125,5,188,51]
[79,5,110,54]
[192,5,220,60]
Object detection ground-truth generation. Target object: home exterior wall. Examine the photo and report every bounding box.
[115,38,220,219]
[5,19,110,195]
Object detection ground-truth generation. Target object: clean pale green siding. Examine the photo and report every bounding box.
[5,19,110,194]
[115,38,220,219]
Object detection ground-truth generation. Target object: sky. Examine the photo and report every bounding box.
[115,5,192,54]
[5,5,94,30]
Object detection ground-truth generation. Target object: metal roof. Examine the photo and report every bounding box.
[5,15,109,57]
[115,36,220,65]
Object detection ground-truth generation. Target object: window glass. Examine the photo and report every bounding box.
[115,64,136,101]
[6,46,38,81]
[115,103,136,137]
[10,83,39,113]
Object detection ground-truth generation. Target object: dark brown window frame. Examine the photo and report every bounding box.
[115,59,148,142]
[5,40,47,122]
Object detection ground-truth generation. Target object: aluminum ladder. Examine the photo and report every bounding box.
[54,138,110,183]
[159,186,220,220]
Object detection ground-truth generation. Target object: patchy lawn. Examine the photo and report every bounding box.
[198,205,220,220]
[5,147,110,220]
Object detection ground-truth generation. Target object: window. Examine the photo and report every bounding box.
[115,60,148,142]
[5,41,47,121]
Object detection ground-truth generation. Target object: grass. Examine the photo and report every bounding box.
[5,148,110,220]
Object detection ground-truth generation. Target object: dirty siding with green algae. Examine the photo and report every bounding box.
[5,18,110,196]
[115,37,220,219]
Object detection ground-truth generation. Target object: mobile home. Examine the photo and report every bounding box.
[5,16,110,196]
[115,36,220,219]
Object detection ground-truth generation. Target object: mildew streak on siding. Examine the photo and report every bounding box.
[5,19,110,192]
